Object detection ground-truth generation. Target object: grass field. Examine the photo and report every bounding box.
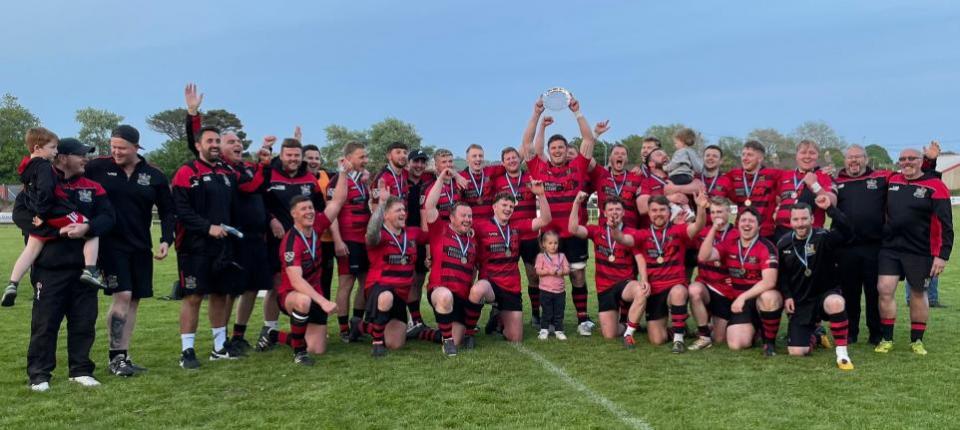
[0,213,957,430]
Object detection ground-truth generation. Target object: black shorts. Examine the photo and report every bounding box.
[102,248,154,299]
[277,290,328,325]
[646,289,669,321]
[520,238,540,266]
[560,236,589,265]
[267,236,282,274]
[235,234,273,292]
[878,249,933,292]
[428,290,468,324]
[786,290,841,347]
[337,241,370,276]
[415,243,429,275]
[669,173,693,185]
[598,280,631,313]
[684,248,698,271]
[490,281,523,312]
[707,288,732,321]
[176,253,234,296]
[365,284,409,323]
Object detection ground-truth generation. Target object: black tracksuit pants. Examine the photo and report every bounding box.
[837,244,881,342]
[27,266,98,384]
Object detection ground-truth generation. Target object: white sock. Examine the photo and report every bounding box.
[624,326,636,337]
[181,333,195,352]
[836,346,849,360]
[673,332,684,343]
[212,327,226,351]
[264,320,279,331]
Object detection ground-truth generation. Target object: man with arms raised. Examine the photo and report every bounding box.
[874,148,953,355]
[520,97,598,336]
[698,207,784,356]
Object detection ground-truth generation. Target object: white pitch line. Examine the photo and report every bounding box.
[512,343,653,430]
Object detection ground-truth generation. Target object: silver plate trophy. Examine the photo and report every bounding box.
[542,87,572,111]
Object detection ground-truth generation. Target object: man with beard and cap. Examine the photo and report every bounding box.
[772,139,837,242]
[874,148,953,356]
[722,140,781,242]
[698,207,784,356]
[520,97,598,337]
[84,124,175,376]
[403,149,433,332]
[16,137,115,391]
[328,142,372,343]
[834,143,939,344]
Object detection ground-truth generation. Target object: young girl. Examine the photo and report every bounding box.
[534,231,569,340]
[2,130,103,307]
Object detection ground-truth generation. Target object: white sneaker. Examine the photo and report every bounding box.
[538,329,549,340]
[30,381,50,392]
[577,321,594,336]
[555,331,568,341]
[68,376,101,387]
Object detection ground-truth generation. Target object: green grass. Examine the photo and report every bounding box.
[1,211,958,430]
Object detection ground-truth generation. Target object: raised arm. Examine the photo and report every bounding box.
[521,99,546,162]
[184,83,203,149]
[687,190,709,239]
[609,224,636,248]
[424,169,453,225]
[322,162,350,221]
[698,223,722,263]
[366,203,385,247]
[529,180,552,231]
[571,97,594,160]
[568,191,589,239]
[532,116,554,163]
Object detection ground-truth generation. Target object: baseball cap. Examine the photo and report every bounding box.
[111,124,140,146]
[408,149,429,161]
[58,138,96,156]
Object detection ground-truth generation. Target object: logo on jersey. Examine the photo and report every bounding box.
[866,179,878,190]
[36,281,43,300]
[223,176,232,187]
[107,172,118,177]
[285,252,295,263]
[107,275,119,289]
[137,173,151,186]
[301,184,312,196]
[889,185,900,191]
[78,189,93,203]
[268,184,287,192]
[184,276,197,290]
[913,187,927,199]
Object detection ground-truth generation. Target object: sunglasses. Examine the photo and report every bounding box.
[898,156,921,162]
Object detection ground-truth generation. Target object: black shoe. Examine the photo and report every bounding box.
[340,331,351,343]
[210,346,239,361]
[125,358,148,374]
[484,308,501,335]
[109,354,135,377]
[442,338,457,357]
[763,343,776,357]
[671,340,687,354]
[868,334,882,346]
[531,315,541,329]
[348,317,363,342]
[255,327,277,352]
[372,342,387,358]
[1,284,16,307]
[231,338,252,354]
[461,335,476,350]
[293,350,315,366]
[405,322,426,340]
[80,268,106,289]
[224,339,247,357]
[179,348,200,369]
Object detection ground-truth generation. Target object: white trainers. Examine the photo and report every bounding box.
[555,331,568,341]
[577,321,594,336]
[30,381,50,392]
[68,376,101,387]
[538,329,549,340]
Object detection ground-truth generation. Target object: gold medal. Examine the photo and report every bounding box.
[656,256,664,264]
[744,199,752,207]
[607,254,615,263]
[401,256,409,265]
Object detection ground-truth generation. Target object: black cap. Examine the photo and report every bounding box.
[408,149,428,161]
[58,138,95,156]
[387,141,408,152]
[111,124,140,145]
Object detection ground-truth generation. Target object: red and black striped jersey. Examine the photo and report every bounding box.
[715,236,778,300]
[693,224,739,292]
[427,219,477,298]
[632,223,692,294]
[697,170,732,199]
[492,171,538,241]
[365,227,420,299]
[528,154,590,238]
[459,165,506,221]
[374,165,409,199]
[883,172,954,260]
[278,214,333,297]
[589,165,643,229]
[327,171,371,243]
[585,224,639,293]
[475,217,534,293]
[638,172,669,229]
[723,167,781,238]
[265,161,322,231]
[774,169,835,230]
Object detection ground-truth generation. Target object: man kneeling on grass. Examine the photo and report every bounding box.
[274,164,349,366]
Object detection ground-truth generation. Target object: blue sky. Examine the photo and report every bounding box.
[3,1,958,156]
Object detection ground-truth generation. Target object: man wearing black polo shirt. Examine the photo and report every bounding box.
[85,125,174,376]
